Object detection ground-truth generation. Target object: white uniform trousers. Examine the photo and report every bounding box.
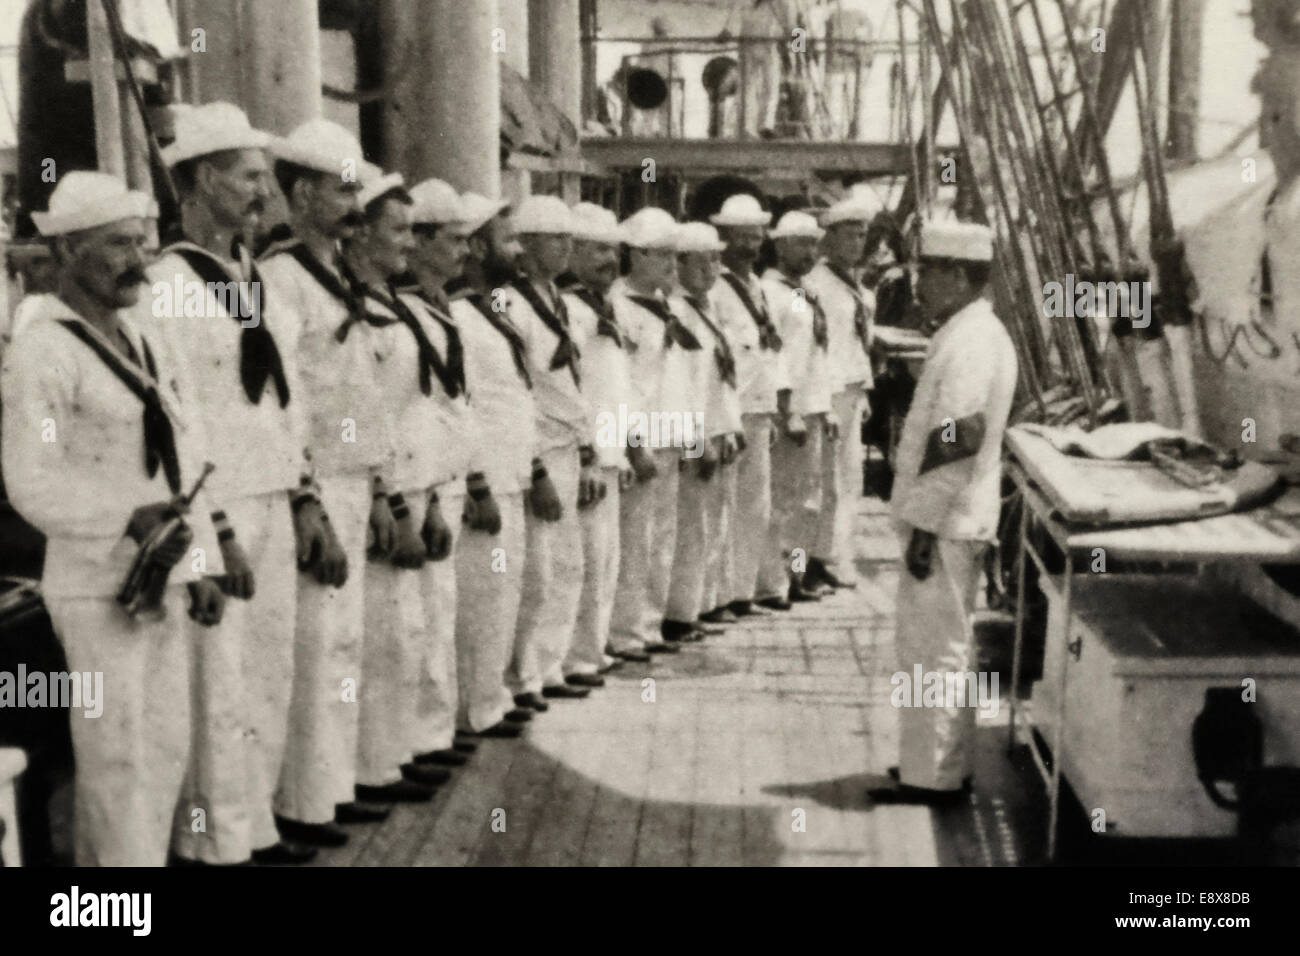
[895,534,984,791]
[609,447,680,652]
[732,414,776,603]
[764,423,824,587]
[45,588,191,866]
[701,460,736,613]
[566,465,622,676]
[511,444,584,694]
[666,463,715,623]
[274,474,369,824]
[409,486,464,755]
[173,490,297,862]
[455,490,525,731]
[814,387,867,569]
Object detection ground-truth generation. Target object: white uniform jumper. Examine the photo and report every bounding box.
[804,260,875,573]
[890,297,1018,791]
[258,241,394,825]
[449,289,535,730]
[2,295,222,866]
[143,241,309,863]
[509,277,589,695]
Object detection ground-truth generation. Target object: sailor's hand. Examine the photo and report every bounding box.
[126,499,188,547]
[217,537,256,599]
[696,439,719,481]
[905,528,936,581]
[782,413,807,447]
[187,575,227,627]
[824,414,840,443]
[392,511,427,569]
[628,445,658,483]
[578,465,606,510]
[294,499,327,571]
[421,499,453,561]
[369,495,397,558]
[464,491,503,535]
[720,434,738,466]
[734,431,747,456]
[315,514,349,588]
[529,473,563,522]
[618,465,636,492]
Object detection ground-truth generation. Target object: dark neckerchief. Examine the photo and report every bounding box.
[566,282,624,348]
[511,277,582,388]
[682,294,737,389]
[165,239,291,408]
[624,292,703,351]
[395,285,468,399]
[719,269,782,350]
[770,272,828,349]
[457,289,532,389]
[56,318,182,494]
[823,261,873,354]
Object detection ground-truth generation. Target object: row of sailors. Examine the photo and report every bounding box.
[0,102,880,866]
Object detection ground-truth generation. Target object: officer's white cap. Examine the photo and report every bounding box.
[621,207,679,249]
[457,193,511,235]
[709,193,771,228]
[674,222,726,253]
[822,196,878,228]
[409,178,462,226]
[569,203,624,245]
[32,171,158,236]
[161,101,273,167]
[357,168,407,210]
[769,210,824,241]
[513,195,574,236]
[270,118,364,178]
[918,219,994,263]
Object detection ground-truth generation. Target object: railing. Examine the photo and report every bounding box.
[583,34,916,143]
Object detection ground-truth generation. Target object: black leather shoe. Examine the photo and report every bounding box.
[756,596,792,611]
[505,708,534,722]
[611,648,652,662]
[661,619,696,640]
[542,683,590,699]
[699,606,739,624]
[276,815,350,847]
[335,802,391,825]
[355,780,435,803]
[866,783,966,807]
[643,640,681,654]
[788,580,822,602]
[514,692,549,712]
[565,673,605,688]
[251,841,318,865]
[729,600,770,616]
[452,738,479,754]
[401,762,450,786]
[597,658,624,674]
[474,720,524,738]
[415,748,469,767]
[816,564,856,589]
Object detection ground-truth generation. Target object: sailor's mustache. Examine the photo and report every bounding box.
[117,266,148,289]
[339,211,363,228]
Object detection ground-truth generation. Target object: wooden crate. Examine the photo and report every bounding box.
[1033,574,1300,838]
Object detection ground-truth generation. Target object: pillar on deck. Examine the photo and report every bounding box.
[176,0,322,135]
[528,0,582,202]
[379,0,500,197]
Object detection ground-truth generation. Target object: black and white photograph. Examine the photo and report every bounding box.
[0,0,1294,935]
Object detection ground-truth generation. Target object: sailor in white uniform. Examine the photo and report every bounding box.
[608,207,696,658]
[710,194,792,615]
[2,172,227,866]
[144,103,319,865]
[762,211,834,604]
[561,202,631,682]
[665,223,743,639]
[260,120,393,847]
[803,197,876,590]
[868,220,1018,804]
[508,196,598,709]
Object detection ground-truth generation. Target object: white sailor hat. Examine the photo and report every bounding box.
[409,178,461,226]
[270,118,364,178]
[769,210,824,241]
[822,196,877,228]
[32,171,158,236]
[918,218,994,263]
[513,195,573,236]
[161,101,273,167]
[709,193,771,228]
[674,222,726,253]
[621,207,678,249]
[357,168,407,210]
[457,192,511,236]
[569,202,624,245]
